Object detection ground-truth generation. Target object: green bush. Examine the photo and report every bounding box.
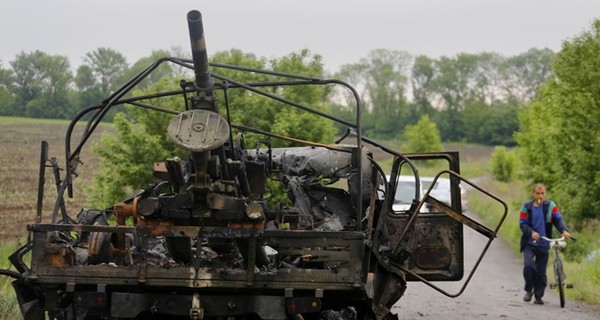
[561,231,591,262]
[402,115,443,154]
[491,146,516,182]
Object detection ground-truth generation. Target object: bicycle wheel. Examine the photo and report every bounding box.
[554,257,565,308]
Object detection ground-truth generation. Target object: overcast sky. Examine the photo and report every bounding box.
[1,0,598,73]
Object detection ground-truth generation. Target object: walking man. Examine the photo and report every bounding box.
[519,183,571,305]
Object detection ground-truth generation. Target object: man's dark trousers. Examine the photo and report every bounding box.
[523,244,549,299]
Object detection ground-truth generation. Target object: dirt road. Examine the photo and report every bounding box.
[392,219,599,319]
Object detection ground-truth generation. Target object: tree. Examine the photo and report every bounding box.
[267,49,336,146]
[89,78,186,208]
[428,53,507,142]
[336,49,413,139]
[211,49,336,147]
[327,49,556,144]
[90,49,337,208]
[10,51,74,118]
[430,54,475,113]
[467,52,505,105]
[0,60,16,115]
[501,48,555,104]
[82,48,128,97]
[516,19,600,221]
[462,100,520,146]
[410,55,436,119]
[120,50,175,90]
[402,115,442,154]
[74,64,104,110]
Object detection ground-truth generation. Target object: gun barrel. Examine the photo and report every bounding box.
[187,10,213,90]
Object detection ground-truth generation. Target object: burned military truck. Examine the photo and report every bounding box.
[2,10,507,320]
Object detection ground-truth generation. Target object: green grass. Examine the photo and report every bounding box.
[467,178,527,251]
[0,116,70,125]
[0,241,23,320]
[0,116,113,127]
[569,257,600,303]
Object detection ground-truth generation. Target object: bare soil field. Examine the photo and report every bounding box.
[0,118,108,242]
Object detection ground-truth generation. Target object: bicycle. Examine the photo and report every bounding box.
[541,236,575,308]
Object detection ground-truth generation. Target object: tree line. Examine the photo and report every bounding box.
[0,46,555,146]
[0,48,184,121]
[332,48,554,145]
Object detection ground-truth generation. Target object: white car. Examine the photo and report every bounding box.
[421,176,451,206]
[420,176,468,210]
[386,175,426,212]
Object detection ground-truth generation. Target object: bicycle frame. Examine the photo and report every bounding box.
[542,236,568,307]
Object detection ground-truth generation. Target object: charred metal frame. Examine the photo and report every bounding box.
[2,9,509,320]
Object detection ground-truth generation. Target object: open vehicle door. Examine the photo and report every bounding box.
[371,152,507,297]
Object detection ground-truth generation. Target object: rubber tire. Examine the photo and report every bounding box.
[555,258,565,308]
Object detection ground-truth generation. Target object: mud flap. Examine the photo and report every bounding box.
[371,265,405,320]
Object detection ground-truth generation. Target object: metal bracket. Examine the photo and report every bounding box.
[190,293,204,320]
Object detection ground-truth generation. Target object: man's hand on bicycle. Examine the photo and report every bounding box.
[533,231,573,242]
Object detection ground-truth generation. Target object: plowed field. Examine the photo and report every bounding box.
[0,118,108,242]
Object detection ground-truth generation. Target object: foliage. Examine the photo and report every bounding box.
[568,254,600,306]
[502,48,555,104]
[83,48,128,95]
[261,49,336,146]
[491,146,517,182]
[332,49,553,144]
[213,49,335,147]
[336,49,413,139]
[465,177,526,252]
[74,64,105,110]
[516,19,600,222]
[560,230,591,262]
[0,278,19,320]
[9,51,75,118]
[0,62,15,116]
[89,79,186,208]
[410,55,436,118]
[89,49,336,208]
[462,100,520,146]
[0,241,23,319]
[402,114,443,154]
[1,48,177,121]
[120,50,176,90]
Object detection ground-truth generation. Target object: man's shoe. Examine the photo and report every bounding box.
[534,298,544,305]
[523,292,533,302]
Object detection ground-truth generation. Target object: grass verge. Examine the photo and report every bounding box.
[0,241,23,320]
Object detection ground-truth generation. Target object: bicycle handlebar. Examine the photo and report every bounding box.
[541,235,577,242]
[540,236,567,249]
[541,236,565,242]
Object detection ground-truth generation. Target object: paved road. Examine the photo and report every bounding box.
[391,216,600,319]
